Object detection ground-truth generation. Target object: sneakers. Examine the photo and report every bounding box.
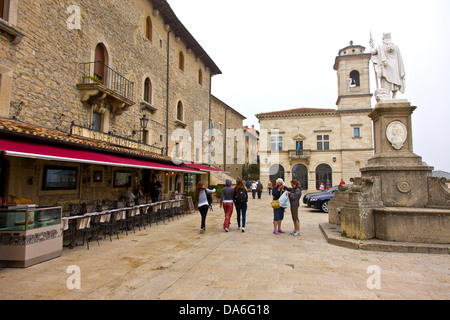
[290,230,301,236]
[242,228,245,233]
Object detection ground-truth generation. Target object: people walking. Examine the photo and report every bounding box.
[195,182,216,234]
[267,181,273,195]
[272,178,286,235]
[256,180,263,199]
[220,179,235,232]
[233,178,248,232]
[251,181,257,199]
[285,180,302,236]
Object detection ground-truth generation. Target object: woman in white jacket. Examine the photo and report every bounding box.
[195,181,216,234]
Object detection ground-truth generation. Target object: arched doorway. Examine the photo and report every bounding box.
[269,164,285,186]
[316,164,332,190]
[292,164,308,190]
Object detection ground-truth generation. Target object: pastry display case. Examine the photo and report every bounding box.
[0,205,63,268]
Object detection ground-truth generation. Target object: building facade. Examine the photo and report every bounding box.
[257,42,374,193]
[0,0,225,209]
[210,96,247,181]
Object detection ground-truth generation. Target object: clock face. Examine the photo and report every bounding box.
[386,121,407,150]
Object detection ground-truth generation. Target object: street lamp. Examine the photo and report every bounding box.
[140,114,149,143]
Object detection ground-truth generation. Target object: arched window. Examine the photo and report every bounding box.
[292,164,308,190]
[178,51,185,71]
[269,164,285,187]
[350,70,360,87]
[198,69,203,85]
[145,16,152,42]
[143,77,152,103]
[94,43,108,83]
[316,164,332,190]
[177,101,183,121]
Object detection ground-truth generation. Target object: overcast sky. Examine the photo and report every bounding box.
[167,0,450,172]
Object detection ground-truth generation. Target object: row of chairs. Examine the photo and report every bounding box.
[64,199,187,250]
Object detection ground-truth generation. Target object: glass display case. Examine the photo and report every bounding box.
[0,206,63,268]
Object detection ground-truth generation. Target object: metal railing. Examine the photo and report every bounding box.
[288,150,311,159]
[79,61,135,102]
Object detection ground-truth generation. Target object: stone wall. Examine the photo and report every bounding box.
[2,0,214,160]
[211,96,246,179]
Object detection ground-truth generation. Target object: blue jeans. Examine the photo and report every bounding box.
[235,203,247,228]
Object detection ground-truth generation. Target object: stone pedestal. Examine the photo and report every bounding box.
[338,99,450,244]
[361,100,434,207]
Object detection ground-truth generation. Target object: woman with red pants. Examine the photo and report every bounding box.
[220,179,235,232]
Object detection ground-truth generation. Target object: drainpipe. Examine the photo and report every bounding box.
[208,75,212,186]
[165,28,172,157]
[224,107,227,172]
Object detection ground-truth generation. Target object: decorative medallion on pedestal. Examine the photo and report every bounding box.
[386,121,407,150]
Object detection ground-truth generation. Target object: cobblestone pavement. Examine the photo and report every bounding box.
[0,193,449,300]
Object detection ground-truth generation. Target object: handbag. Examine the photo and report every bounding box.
[271,200,280,209]
[279,191,290,208]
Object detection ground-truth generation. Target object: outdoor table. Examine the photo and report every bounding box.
[62,215,87,249]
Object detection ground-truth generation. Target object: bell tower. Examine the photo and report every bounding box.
[333,41,372,110]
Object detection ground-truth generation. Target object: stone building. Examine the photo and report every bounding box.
[257,42,374,193]
[0,0,225,208]
[209,95,247,183]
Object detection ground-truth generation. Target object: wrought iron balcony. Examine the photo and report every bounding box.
[289,149,311,161]
[77,61,135,114]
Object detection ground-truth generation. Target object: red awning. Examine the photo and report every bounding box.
[184,163,228,173]
[0,137,204,174]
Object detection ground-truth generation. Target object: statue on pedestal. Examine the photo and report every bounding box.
[370,33,406,100]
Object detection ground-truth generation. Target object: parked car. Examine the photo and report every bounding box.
[307,185,352,213]
[302,186,338,206]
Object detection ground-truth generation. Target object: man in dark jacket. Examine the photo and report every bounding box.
[256,180,263,199]
[220,179,234,232]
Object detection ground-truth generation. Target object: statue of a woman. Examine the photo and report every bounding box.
[371,33,406,100]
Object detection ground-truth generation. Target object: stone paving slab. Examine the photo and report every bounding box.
[0,193,449,300]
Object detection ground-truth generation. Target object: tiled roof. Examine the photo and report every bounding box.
[433,170,450,179]
[0,117,172,162]
[256,107,337,118]
[151,0,221,75]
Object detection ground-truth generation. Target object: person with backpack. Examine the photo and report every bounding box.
[195,181,216,234]
[233,178,248,232]
[220,179,235,232]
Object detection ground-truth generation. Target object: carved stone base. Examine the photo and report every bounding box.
[335,99,450,245]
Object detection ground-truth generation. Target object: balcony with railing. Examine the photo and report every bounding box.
[289,149,311,162]
[76,61,135,114]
